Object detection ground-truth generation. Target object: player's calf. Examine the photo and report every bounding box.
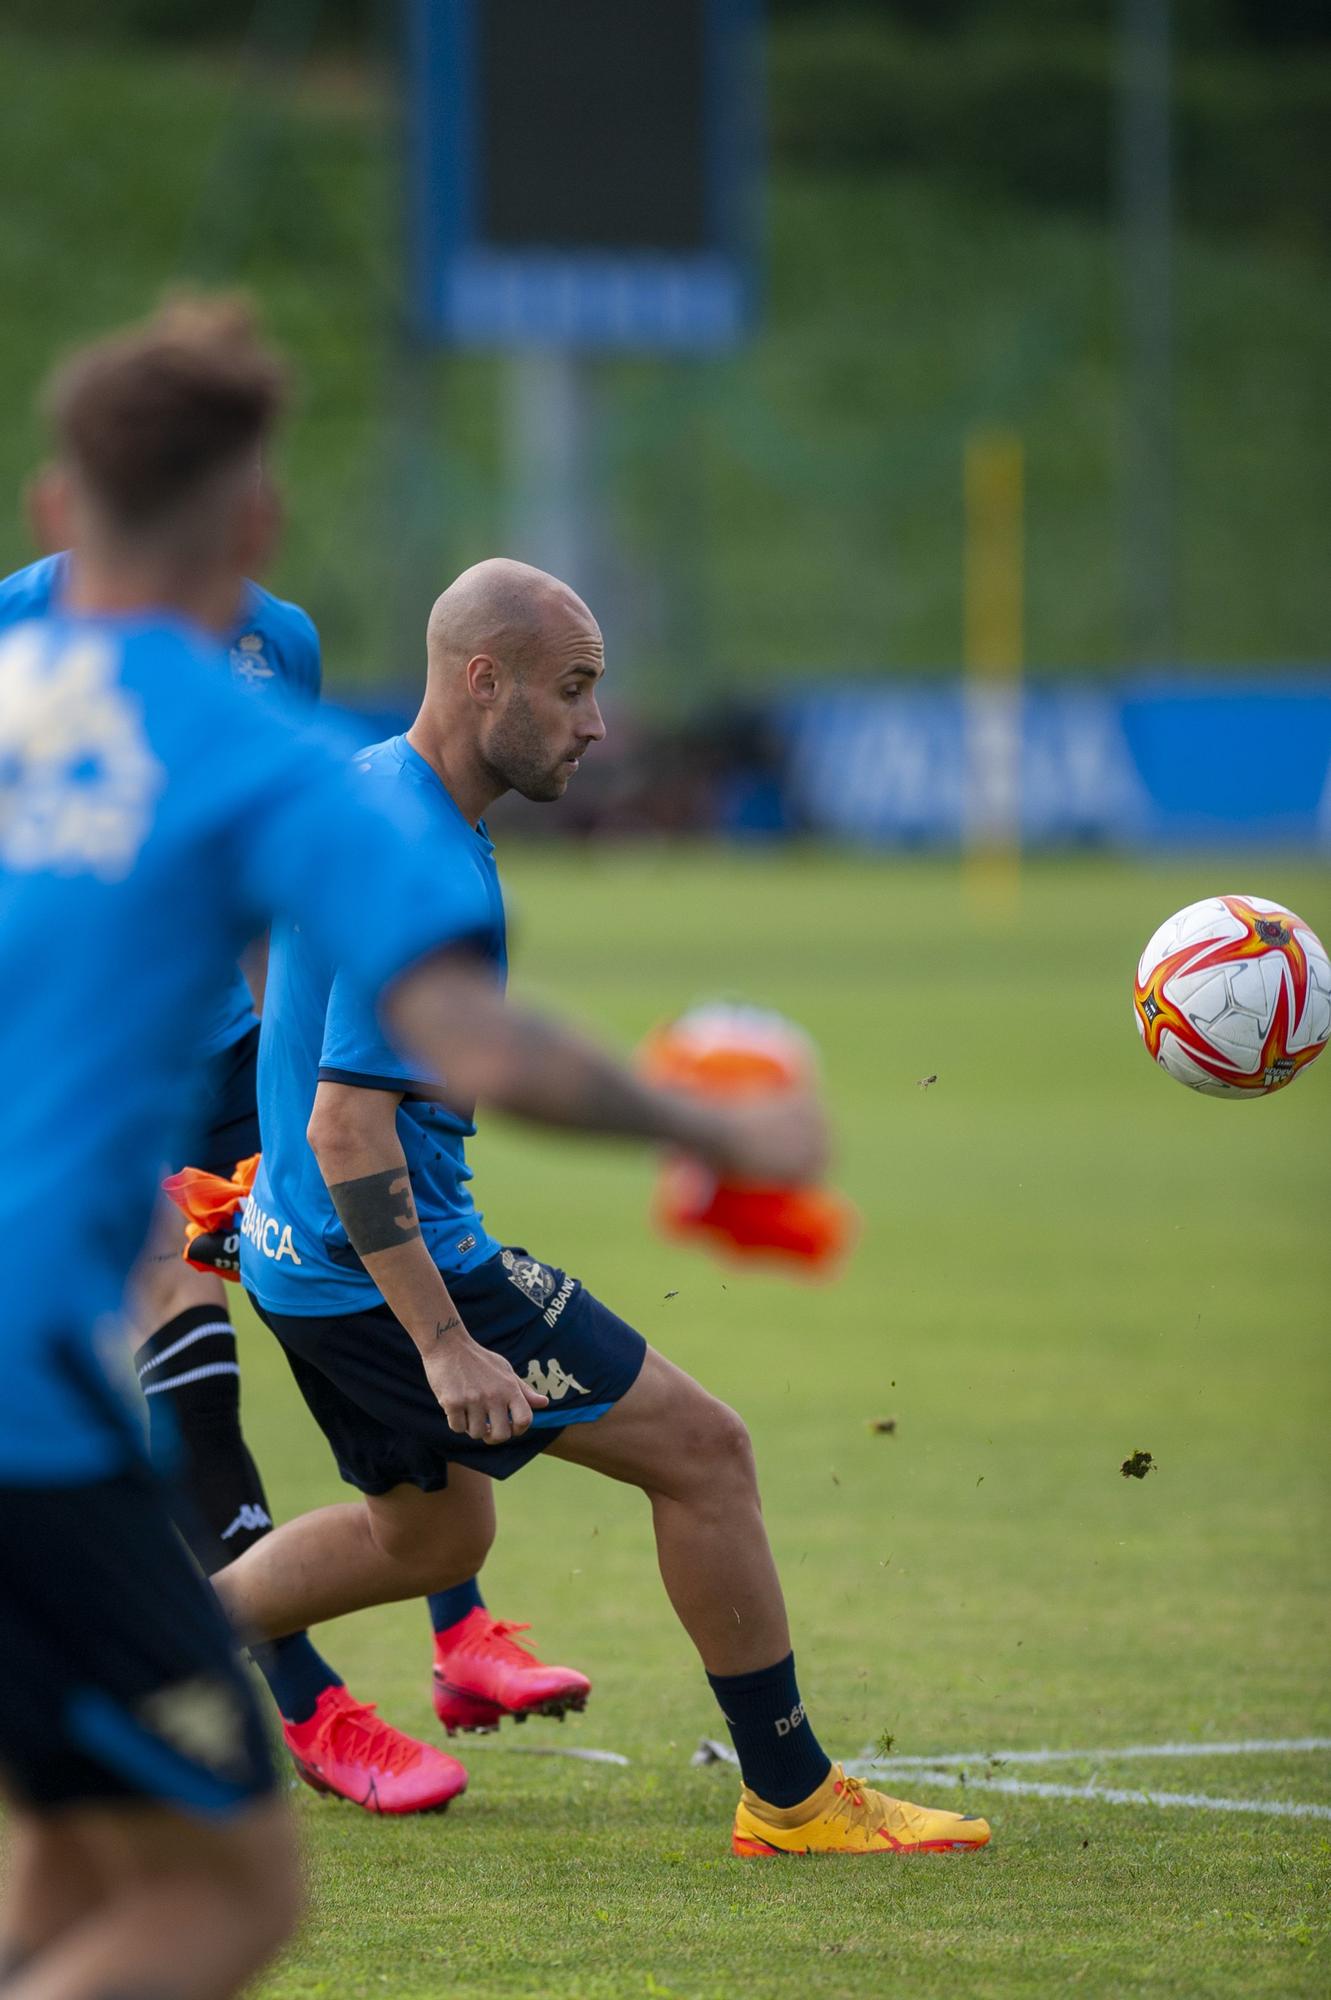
[547,1346,991,1855]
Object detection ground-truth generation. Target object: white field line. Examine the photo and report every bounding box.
[856,1736,1331,1771]
[842,1737,1331,1822]
[839,1766,1331,1822]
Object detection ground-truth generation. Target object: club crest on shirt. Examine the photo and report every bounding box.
[229,632,274,685]
[0,626,164,881]
[501,1249,557,1306]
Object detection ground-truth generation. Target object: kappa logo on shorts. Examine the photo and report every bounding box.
[137,1675,248,1775]
[501,1250,558,1306]
[220,1503,272,1541]
[523,1356,588,1402]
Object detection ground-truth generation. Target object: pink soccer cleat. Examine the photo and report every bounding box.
[431,1609,591,1735]
[283,1684,467,1814]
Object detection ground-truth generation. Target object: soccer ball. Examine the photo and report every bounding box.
[1132,894,1331,1098]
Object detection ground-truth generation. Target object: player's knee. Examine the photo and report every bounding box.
[366,1505,435,1576]
[133,1259,225,1342]
[366,1492,493,1587]
[710,1400,757,1483]
[677,1391,756,1495]
[414,1512,494,1592]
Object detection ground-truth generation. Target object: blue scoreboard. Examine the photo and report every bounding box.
[405,0,761,351]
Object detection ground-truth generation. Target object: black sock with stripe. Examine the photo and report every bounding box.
[134,1306,342,1724]
[136,1306,271,1571]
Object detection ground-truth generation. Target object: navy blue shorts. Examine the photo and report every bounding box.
[189,1023,261,1176]
[0,1470,275,1814]
[250,1248,647,1492]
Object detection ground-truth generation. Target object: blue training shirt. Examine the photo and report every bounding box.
[0,621,482,1483]
[243,735,506,1317]
[0,553,322,1064]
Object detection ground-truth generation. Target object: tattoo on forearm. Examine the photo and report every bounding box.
[327,1166,421,1256]
[435,1315,462,1339]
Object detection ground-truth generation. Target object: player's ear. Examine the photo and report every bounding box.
[25,463,72,556]
[466,653,499,704]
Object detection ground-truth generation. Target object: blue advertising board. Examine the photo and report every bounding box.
[780,681,1331,850]
[406,0,761,350]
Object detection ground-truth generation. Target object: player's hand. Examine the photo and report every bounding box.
[420,1325,548,1444]
[701,1090,830,1186]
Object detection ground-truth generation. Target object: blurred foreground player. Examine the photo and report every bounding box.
[0,299,482,2000]
[0,553,589,1817]
[226,559,991,1858]
[0,299,838,2000]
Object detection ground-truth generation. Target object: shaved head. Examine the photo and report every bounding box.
[426,558,599,686]
[414,556,606,814]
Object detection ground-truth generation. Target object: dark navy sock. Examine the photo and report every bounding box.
[428,1579,485,1635]
[706,1651,831,1808]
[253,1632,343,1726]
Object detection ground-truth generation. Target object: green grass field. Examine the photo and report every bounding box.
[231,848,1331,2000]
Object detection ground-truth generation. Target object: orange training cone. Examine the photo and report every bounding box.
[637,1005,857,1278]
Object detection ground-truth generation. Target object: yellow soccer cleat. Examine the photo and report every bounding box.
[732,1763,990,1857]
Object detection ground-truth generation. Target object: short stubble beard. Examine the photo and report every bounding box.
[484,685,571,803]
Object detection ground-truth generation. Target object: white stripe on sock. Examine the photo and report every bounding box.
[141,1361,241,1395]
[138,1321,235,1374]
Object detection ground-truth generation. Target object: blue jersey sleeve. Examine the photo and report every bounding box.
[319,968,436,1092]
[276,598,322,701]
[216,699,487,1008]
[318,847,491,1090]
[0,553,64,630]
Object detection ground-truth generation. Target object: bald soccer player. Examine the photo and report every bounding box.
[227,560,992,1859]
[0,547,591,1819]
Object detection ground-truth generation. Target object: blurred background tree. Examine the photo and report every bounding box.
[0,2,1326,696]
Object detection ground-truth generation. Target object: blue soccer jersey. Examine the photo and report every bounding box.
[0,619,482,1483]
[243,735,506,1317]
[0,553,322,1063]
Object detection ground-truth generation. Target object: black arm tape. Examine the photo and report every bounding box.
[327,1166,422,1257]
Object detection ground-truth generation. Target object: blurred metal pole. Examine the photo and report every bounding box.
[502,351,594,596]
[385,330,444,681]
[388,0,445,682]
[1118,0,1174,665]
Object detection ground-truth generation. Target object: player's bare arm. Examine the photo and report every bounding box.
[326,1162,424,1252]
[387,956,828,1186]
[308,1081,546,1442]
